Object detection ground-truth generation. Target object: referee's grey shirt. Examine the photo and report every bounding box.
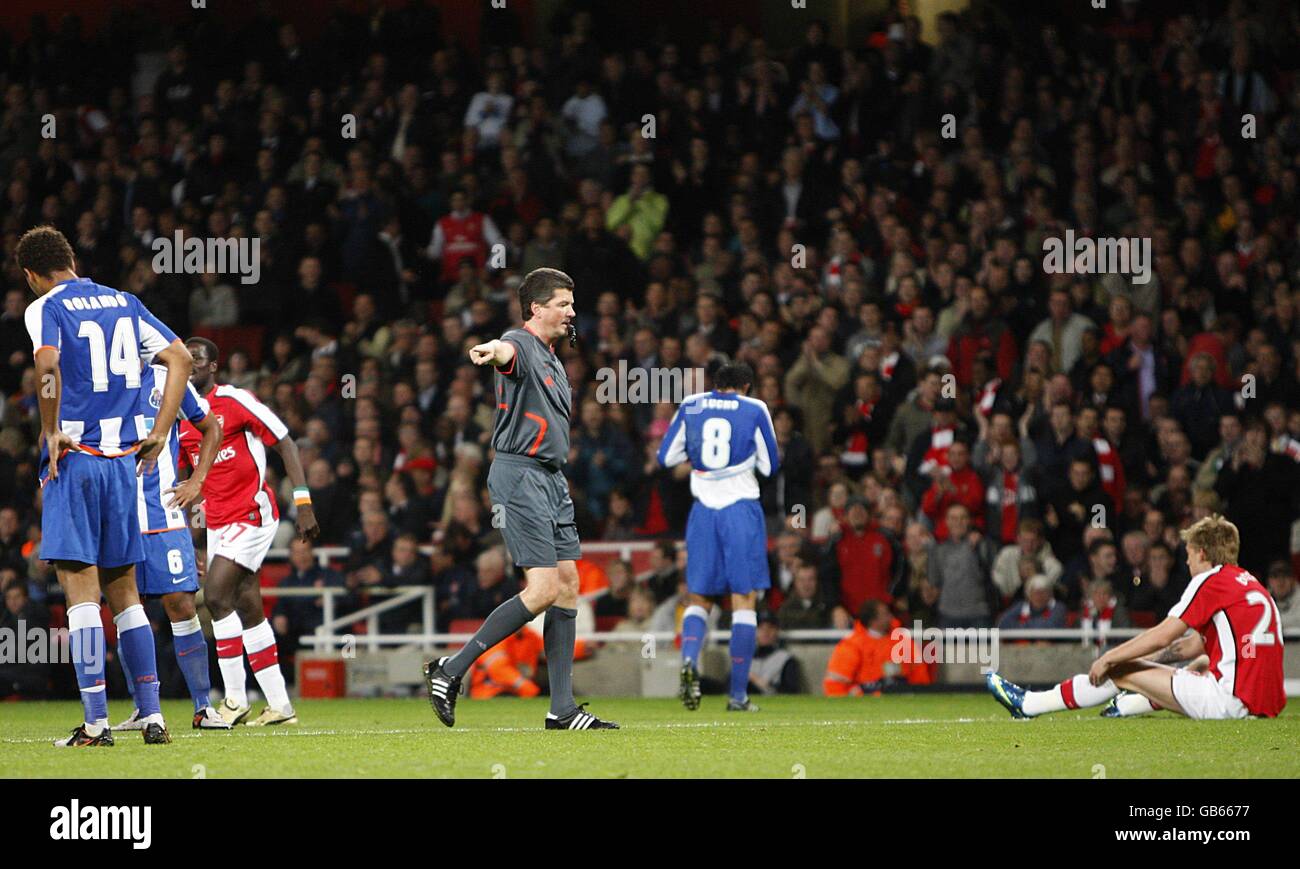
[492,326,571,468]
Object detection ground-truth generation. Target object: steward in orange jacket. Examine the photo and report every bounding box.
[470,627,543,699]
[823,600,934,695]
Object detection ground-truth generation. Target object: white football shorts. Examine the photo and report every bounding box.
[1171,668,1250,720]
[206,521,278,574]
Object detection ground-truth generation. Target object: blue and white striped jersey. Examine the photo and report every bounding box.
[657,390,781,509]
[135,364,209,533]
[25,277,179,455]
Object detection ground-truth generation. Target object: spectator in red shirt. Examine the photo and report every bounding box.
[921,438,984,541]
[833,496,895,615]
[946,285,1017,387]
[425,189,505,285]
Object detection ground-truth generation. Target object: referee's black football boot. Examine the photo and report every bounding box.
[422,656,463,727]
[545,702,620,730]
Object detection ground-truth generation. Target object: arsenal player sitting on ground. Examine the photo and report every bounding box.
[987,514,1286,720]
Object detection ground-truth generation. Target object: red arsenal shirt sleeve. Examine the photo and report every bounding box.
[1168,567,1221,631]
[224,386,290,446]
[177,419,198,472]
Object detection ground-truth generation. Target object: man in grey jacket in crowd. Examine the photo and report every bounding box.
[927,503,996,628]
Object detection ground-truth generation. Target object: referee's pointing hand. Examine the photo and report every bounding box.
[470,341,497,365]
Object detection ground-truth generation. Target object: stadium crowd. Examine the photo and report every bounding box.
[3,0,1300,698]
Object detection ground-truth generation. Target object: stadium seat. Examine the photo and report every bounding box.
[333,282,357,320]
[447,619,484,651]
[260,563,290,586]
[767,588,785,611]
[449,619,485,635]
[259,563,291,620]
[100,603,117,646]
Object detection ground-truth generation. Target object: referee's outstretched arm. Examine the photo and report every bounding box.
[469,339,516,368]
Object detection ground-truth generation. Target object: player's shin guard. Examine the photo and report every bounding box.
[680,605,708,671]
[244,620,291,713]
[171,616,211,713]
[68,602,109,727]
[212,611,247,706]
[1022,674,1119,716]
[729,610,757,704]
[114,605,161,719]
[544,606,578,718]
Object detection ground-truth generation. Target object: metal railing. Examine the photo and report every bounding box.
[266,540,663,568]
[263,541,664,652]
[261,542,1297,655]
[262,586,436,652]
[269,586,1171,654]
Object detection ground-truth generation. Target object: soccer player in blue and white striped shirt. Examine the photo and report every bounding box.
[21,225,193,746]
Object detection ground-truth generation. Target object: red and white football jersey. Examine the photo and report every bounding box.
[1168,563,1287,717]
[179,384,288,529]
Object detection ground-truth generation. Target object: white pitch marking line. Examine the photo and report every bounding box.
[1,716,1029,743]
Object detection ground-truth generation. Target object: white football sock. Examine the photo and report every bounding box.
[212,611,248,707]
[1115,692,1157,716]
[244,620,292,713]
[1022,674,1119,716]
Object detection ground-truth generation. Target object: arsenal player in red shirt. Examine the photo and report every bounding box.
[180,338,319,727]
[988,514,1285,720]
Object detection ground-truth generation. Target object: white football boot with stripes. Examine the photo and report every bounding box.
[545,702,620,730]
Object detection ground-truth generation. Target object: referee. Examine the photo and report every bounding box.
[423,268,618,730]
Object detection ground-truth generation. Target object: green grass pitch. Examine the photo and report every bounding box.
[4,695,1298,778]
